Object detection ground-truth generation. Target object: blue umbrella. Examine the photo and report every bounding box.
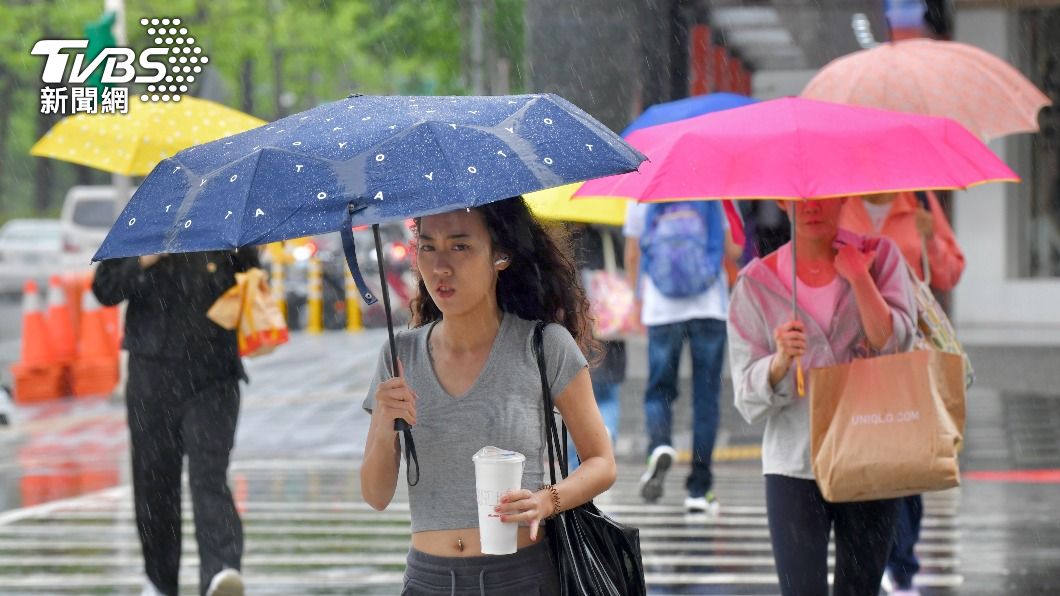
[621,92,757,136]
[94,93,643,301]
[620,92,758,243]
[93,93,645,483]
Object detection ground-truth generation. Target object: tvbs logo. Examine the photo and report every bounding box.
[32,17,208,114]
[33,39,167,86]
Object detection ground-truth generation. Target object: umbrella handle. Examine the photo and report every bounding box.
[340,207,420,485]
[371,224,408,427]
[339,208,380,306]
[371,223,420,486]
[789,206,806,397]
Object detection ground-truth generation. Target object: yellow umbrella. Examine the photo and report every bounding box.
[524,182,628,226]
[30,96,266,176]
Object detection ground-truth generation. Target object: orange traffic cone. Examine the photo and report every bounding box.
[70,281,119,398]
[10,280,65,404]
[63,273,85,342]
[17,281,53,366]
[84,269,122,355]
[45,275,77,365]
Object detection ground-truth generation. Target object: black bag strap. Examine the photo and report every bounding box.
[533,322,569,484]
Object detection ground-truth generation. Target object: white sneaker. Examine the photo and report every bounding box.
[684,492,720,516]
[881,570,894,593]
[206,568,244,596]
[140,579,166,596]
[639,445,677,502]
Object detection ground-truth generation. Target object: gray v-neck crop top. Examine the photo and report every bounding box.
[363,313,588,532]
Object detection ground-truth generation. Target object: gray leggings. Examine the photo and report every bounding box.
[402,541,561,596]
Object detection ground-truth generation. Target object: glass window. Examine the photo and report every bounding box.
[72,200,117,228]
[0,221,60,245]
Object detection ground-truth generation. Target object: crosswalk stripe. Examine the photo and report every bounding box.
[0,521,965,543]
[647,572,964,587]
[15,499,960,518]
[10,509,962,529]
[0,552,961,569]
[0,462,965,592]
[0,537,964,556]
[0,571,966,590]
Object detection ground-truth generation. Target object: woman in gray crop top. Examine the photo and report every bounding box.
[360,196,617,594]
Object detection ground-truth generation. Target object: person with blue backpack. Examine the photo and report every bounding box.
[623,200,742,512]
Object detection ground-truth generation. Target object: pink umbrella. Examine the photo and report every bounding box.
[801,38,1050,141]
[579,97,1018,394]
[577,97,1017,202]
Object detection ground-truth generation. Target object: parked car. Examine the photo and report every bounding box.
[59,185,126,270]
[0,219,63,295]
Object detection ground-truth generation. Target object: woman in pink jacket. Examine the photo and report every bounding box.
[729,197,916,596]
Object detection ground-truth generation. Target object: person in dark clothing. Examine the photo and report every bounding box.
[93,249,259,596]
[739,199,791,263]
[567,225,627,470]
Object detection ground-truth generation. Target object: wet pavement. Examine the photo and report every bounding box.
[0,329,1057,594]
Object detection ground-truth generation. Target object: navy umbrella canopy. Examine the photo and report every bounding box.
[95,93,644,263]
[94,93,645,484]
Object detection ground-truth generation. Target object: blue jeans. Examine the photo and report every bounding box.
[644,318,726,498]
[568,380,620,472]
[887,494,923,589]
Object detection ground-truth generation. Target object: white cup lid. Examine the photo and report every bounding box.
[472,446,526,464]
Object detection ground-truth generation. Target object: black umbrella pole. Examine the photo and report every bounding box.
[373,224,410,432]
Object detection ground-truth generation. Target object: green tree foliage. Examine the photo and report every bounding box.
[0,0,524,216]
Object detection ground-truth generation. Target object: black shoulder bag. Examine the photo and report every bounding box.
[533,323,647,596]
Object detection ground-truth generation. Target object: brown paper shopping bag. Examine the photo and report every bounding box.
[809,350,966,503]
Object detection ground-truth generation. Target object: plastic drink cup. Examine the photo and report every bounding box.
[473,446,527,555]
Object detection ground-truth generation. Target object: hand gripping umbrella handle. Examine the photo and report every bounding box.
[341,206,420,485]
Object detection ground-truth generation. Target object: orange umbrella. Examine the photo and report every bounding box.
[802,38,1050,141]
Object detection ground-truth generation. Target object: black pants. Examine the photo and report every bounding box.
[126,356,244,596]
[765,474,899,596]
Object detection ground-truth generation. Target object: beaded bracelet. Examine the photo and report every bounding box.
[542,484,561,519]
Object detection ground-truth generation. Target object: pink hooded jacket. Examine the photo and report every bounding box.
[840,191,965,292]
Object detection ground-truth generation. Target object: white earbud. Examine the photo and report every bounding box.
[494,256,509,266]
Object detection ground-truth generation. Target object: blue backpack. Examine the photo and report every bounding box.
[640,201,724,298]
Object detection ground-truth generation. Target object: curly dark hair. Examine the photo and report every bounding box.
[409,196,598,358]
